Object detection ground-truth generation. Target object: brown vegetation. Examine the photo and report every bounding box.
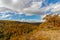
[39,14,60,30]
[0,20,40,40]
[0,14,60,40]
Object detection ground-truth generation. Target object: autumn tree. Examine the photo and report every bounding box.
[40,14,60,30]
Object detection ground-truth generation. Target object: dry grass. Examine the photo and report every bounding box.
[28,30,60,40]
[0,14,60,40]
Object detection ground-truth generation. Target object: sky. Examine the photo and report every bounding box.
[0,0,60,22]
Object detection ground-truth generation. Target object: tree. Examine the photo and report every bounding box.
[40,14,60,30]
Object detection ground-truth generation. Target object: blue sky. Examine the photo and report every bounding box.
[0,0,60,22]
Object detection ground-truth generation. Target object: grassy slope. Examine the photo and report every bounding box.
[0,20,41,40]
[0,20,59,40]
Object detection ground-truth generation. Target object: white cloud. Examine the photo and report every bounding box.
[12,0,18,4]
[0,0,46,15]
[1,0,32,10]
[51,3,60,13]
[23,1,44,15]
[1,14,10,19]
[0,0,60,22]
[22,1,60,15]
[0,0,60,15]
[31,2,42,8]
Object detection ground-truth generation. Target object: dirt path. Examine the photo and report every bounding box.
[30,30,60,40]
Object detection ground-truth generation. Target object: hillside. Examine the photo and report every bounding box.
[0,20,41,40]
[28,14,60,40]
[0,14,60,40]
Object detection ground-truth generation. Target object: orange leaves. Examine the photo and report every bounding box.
[39,14,60,30]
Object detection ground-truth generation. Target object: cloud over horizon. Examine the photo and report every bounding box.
[0,0,60,22]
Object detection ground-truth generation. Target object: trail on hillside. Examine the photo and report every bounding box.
[29,30,60,40]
